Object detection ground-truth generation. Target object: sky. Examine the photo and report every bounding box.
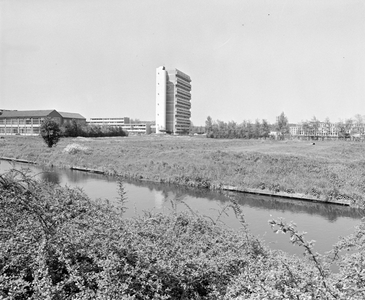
[1,0,364,125]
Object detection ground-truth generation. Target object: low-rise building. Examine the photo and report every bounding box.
[0,109,86,136]
[88,117,130,126]
[87,117,152,134]
[290,121,364,139]
[122,123,151,134]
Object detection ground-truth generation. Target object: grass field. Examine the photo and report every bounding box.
[1,135,365,205]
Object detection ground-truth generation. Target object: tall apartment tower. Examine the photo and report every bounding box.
[156,66,192,134]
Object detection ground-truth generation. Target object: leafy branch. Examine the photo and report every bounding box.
[269,217,339,299]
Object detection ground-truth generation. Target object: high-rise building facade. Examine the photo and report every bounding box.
[156,66,191,134]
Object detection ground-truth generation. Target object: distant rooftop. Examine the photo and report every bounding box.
[58,111,86,119]
[0,109,85,119]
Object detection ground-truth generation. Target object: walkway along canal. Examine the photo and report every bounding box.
[0,159,363,257]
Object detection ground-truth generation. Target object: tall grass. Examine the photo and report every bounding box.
[1,135,365,205]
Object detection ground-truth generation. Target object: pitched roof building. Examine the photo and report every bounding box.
[0,109,86,135]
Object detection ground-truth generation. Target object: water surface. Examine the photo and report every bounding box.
[1,160,362,256]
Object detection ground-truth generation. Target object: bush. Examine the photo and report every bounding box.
[0,169,263,299]
[40,118,61,148]
[63,119,81,137]
[1,168,365,299]
[60,120,128,138]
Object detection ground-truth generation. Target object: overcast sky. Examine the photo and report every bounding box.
[1,0,364,125]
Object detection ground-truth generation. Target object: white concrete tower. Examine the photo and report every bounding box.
[156,66,167,133]
[156,66,191,134]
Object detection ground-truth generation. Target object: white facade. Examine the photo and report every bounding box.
[156,67,167,132]
[156,66,191,134]
[88,117,130,126]
[87,117,151,134]
[0,110,85,136]
[0,117,43,135]
[289,122,365,138]
[122,123,151,134]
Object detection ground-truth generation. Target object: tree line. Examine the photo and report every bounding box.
[204,112,289,139]
[60,119,128,138]
[204,112,365,140]
[40,118,128,147]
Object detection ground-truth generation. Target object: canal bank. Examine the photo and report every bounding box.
[0,158,362,258]
[0,136,363,207]
[0,156,351,206]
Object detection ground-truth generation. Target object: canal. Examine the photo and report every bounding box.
[1,160,363,257]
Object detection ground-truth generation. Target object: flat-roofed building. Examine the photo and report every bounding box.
[87,117,152,134]
[122,123,151,134]
[0,109,85,136]
[289,122,359,139]
[88,117,130,126]
[156,66,191,134]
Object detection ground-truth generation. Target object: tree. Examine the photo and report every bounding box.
[227,121,237,138]
[353,115,364,135]
[336,121,347,139]
[205,116,213,137]
[345,118,353,134]
[276,112,289,139]
[261,119,270,139]
[354,114,363,126]
[253,119,261,139]
[40,118,61,147]
[245,121,253,139]
[216,120,226,138]
[323,117,332,137]
[301,121,310,139]
[310,116,320,138]
[64,119,80,137]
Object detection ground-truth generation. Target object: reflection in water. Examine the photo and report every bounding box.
[231,192,364,222]
[153,191,164,209]
[125,177,363,222]
[1,162,362,222]
[40,171,61,185]
[65,169,116,184]
[0,161,363,256]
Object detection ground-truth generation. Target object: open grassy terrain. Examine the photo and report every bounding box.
[1,135,365,205]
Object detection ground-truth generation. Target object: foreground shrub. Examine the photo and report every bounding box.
[0,169,266,299]
[1,168,365,299]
